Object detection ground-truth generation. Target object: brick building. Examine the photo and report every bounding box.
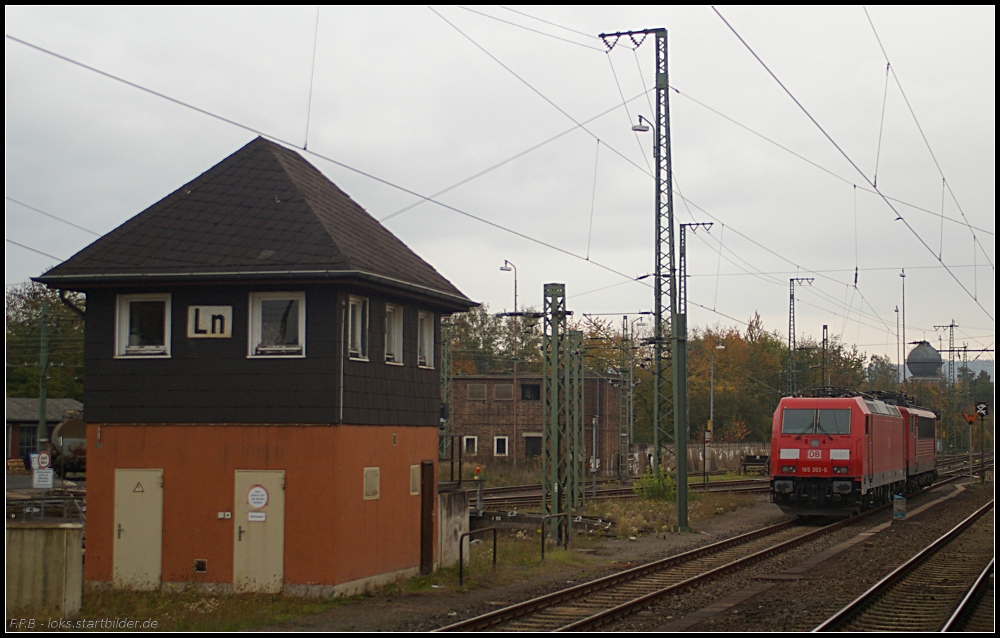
[448,374,624,476]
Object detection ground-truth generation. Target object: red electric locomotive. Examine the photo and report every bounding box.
[770,389,937,517]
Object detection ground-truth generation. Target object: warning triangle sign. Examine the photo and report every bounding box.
[134,482,144,493]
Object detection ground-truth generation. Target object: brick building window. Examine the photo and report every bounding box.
[494,384,513,400]
[18,425,38,459]
[463,436,478,456]
[524,435,542,459]
[521,384,541,401]
[494,436,508,457]
[467,384,487,401]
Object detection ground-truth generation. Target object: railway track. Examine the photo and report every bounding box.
[814,500,995,632]
[943,558,995,632]
[437,511,877,632]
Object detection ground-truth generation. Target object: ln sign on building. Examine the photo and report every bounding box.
[187,306,232,338]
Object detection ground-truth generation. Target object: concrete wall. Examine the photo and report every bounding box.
[6,522,83,616]
[437,489,469,568]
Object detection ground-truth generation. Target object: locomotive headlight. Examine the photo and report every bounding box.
[781,465,796,473]
[833,466,849,474]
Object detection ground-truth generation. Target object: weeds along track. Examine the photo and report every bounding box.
[436,513,874,632]
[478,479,768,511]
[815,500,994,632]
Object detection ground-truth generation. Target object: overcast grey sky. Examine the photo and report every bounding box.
[5,6,995,369]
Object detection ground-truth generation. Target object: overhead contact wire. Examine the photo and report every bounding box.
[711,7,993,322]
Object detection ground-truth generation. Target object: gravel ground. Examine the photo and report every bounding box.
[261,479,993,632]
[615,479,994,632]
[260,492,792,632]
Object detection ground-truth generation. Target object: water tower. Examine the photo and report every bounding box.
[906,340,943,382]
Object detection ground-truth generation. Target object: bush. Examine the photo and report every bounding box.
[632,467,675,500]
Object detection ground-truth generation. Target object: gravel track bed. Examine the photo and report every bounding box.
[260,481,992,632]
[609,481,994,632]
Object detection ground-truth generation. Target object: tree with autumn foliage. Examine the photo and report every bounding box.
[447,304,543,376]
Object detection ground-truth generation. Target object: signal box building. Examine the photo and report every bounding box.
[35,137,476,595]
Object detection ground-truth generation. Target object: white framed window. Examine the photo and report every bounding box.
[363,467,380,500]
[116,293,171,358]
[385,303,403,364]
[417,310,434,368]
[249,292,305,357]
[494,436,509,457]
[349,296,369,360]
[463,436,478,457]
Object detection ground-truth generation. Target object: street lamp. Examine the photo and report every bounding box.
[632,114,653,133]
[500,260,518,466]
[707,344,725,488]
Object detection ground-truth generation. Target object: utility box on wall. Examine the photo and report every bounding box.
[6,521,83,616]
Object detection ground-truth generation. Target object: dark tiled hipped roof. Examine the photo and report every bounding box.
[36,138,474,309]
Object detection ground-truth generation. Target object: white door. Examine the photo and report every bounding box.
[233,470,285,593]
[113,468,163,590]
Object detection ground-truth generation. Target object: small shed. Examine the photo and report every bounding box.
[6,398,83,463]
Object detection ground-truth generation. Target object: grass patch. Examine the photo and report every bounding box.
[460,459,544,488]
[585,491,761,538]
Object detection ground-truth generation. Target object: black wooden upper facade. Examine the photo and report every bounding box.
[36,137,476,426]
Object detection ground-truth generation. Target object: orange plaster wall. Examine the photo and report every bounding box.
[84,423,438,586]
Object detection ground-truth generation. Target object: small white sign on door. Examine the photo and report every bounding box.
[248,511,266,522]
[247,485,269,509]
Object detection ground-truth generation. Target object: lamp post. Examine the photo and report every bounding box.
[500,260,518,466]
[708,344,725,489]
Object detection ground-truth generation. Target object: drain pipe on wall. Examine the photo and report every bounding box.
[339,298,346,423]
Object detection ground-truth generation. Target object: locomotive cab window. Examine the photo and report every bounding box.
[781,409,851,435]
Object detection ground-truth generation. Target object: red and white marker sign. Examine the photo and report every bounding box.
[37,451,51,469]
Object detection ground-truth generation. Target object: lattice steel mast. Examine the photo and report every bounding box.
[787,278,813,395]
[598,28,672,476]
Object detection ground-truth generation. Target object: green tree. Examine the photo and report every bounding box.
[6,282,85,401]
[864,354,898,391]
[448,304,543,376]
